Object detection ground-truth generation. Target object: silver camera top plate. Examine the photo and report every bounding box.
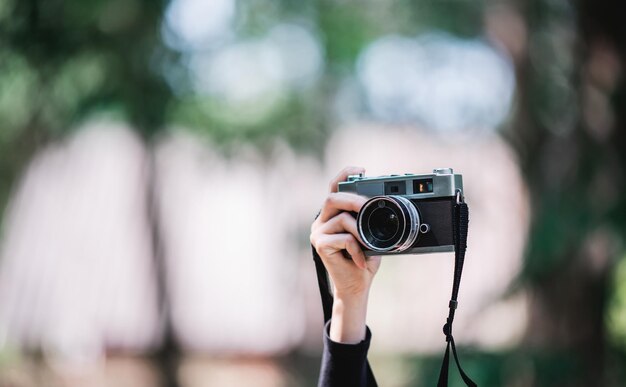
[338,168,463,199]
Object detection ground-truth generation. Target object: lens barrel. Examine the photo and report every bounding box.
[357,196,420,253]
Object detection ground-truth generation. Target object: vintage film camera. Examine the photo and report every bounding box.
[338,168,464,255]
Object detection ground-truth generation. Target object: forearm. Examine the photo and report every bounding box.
[329,292,369,344]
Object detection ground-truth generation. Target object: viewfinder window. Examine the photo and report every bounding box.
[413,178,433,193]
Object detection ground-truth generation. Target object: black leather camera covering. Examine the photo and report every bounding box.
[410,196,455,247]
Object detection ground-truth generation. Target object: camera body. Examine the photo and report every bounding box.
[338,168,463,256]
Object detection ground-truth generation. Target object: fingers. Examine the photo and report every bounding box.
[319,192,367,223]
[344,236,367,269]
[329,166,365,193]
[317,212,363,244]
[315,233,367,270]
[310,166,370,271]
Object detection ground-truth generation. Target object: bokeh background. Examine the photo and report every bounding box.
[0,0,625,386]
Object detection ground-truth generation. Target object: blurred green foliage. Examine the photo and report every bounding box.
[0,0,174,135]
[608,254,626,345]
[0,0,175,218]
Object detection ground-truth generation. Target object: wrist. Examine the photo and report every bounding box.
[329,292,369,344]
[333,289,369,309]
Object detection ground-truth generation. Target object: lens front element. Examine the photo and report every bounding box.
[368,204,399,241]
[357,196,420,253]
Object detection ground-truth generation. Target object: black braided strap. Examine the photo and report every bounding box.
[312,245,334,323]
[437,202,476,387]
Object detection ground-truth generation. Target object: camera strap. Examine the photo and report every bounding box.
[437,199,476,387]
[311,196,474,387]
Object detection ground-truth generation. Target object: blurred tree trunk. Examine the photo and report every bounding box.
[512,0,626,385]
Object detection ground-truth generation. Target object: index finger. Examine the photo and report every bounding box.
[319,192,367,223]
[329,166,366,193]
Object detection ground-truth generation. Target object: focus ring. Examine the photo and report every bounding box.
[357,195,420,253]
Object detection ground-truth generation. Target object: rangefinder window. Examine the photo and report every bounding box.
[413,178,433,193]
[384,181,406,195]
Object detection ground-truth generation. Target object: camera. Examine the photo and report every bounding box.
[338,168,464,256]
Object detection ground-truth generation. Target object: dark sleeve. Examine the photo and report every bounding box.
[318,320,377,387]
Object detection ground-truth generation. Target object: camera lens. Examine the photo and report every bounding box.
[357,196,420,253]
[368,206,399,241]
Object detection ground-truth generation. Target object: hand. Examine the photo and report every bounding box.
[310,166,381,343]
